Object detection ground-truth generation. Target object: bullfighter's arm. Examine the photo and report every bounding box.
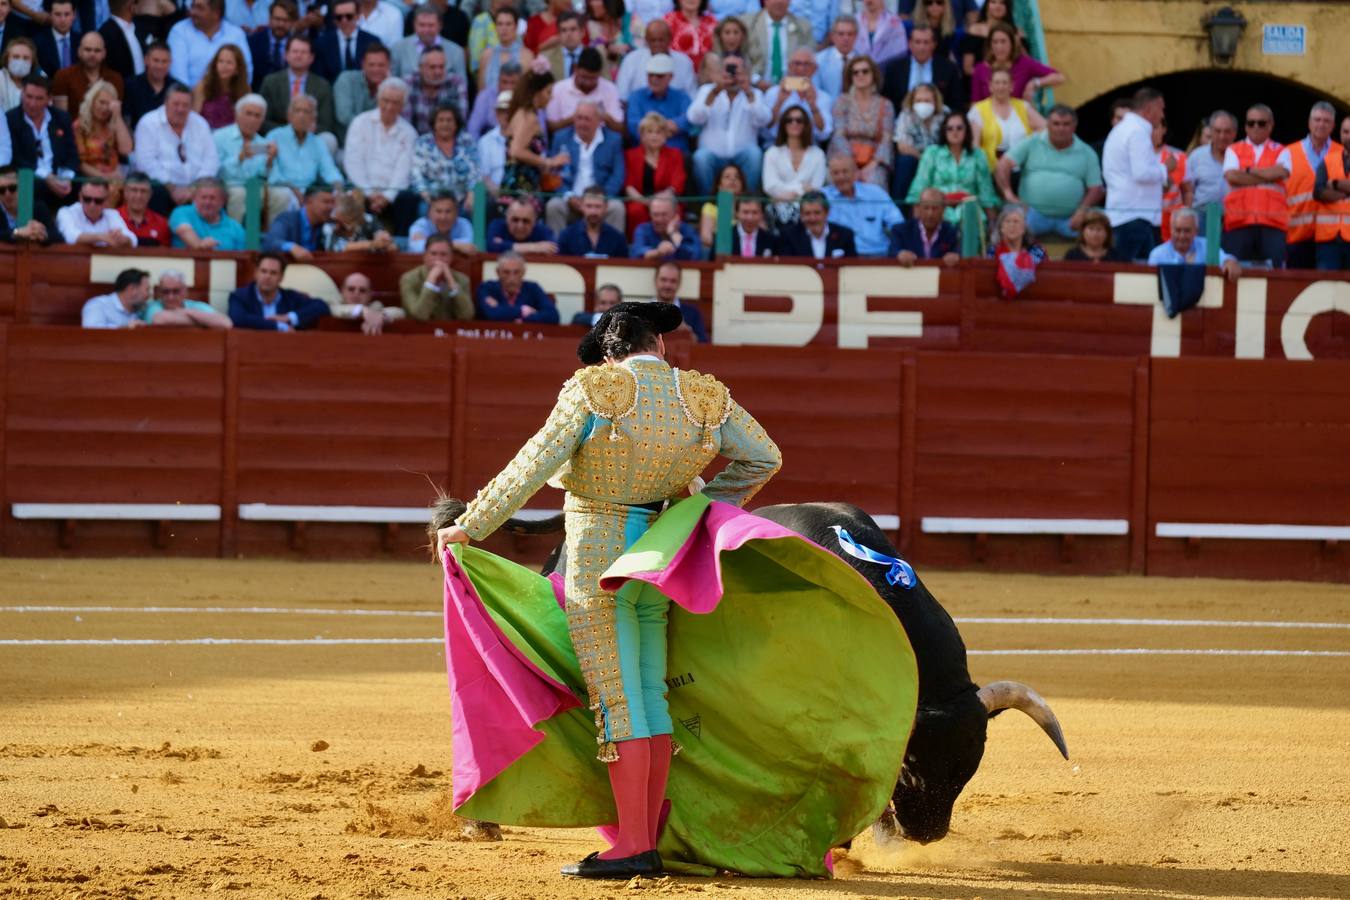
[455,375,589,539]
[702,402,782,508]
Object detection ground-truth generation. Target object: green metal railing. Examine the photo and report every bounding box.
[9,168,1230,268]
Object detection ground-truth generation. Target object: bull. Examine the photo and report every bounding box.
[432,498,1069,847]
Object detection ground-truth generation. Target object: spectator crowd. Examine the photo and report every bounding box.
[0,0,1336,331]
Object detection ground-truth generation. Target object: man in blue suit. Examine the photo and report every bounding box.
[475,251,560,324]
[653,260,706,342]
[780,190,857,259]
[247,0,296,91]
[262,183,335,258]
[543,101,625,235]
[313,0,378,84]
[888,187,960,266]
[33,0,81,80]
[631,192,701,261]
[227,251,331,331]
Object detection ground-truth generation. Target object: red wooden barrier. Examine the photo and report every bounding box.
[1,325,1346,581]
[230,332,456,557]
[1146,358,1350,582]
[2,326,226,555]
[911,352,1138,572]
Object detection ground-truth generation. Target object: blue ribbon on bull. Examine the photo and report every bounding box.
[829,526,917,590]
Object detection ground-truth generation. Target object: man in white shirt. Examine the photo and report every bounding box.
[168,0,254,87]
[57,177,137,247]
[814,15,856,100]
[1102,85,1173,262]
[615,20,697,99]
[760,47,831,146]
[687,53,771,194]
[356,0,404,50]
[344,77,420,234]
[392,4,467,83]
[131,83,220,213]
[478,89,510,191]
[81,267,150,329]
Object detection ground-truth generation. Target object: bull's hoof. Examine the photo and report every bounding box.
[460,819,503,842]
[872,807,901,848]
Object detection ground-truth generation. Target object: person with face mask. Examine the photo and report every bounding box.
[0,38,36,110]
[892,82,947,208]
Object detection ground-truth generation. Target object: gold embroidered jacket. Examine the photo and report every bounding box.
[456,357,782,539]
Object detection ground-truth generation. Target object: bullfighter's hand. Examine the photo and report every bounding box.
[437,525,471,556]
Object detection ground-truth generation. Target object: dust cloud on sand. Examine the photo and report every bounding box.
[2,559,1348,899]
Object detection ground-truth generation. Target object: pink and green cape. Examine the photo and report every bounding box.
[441,494,918,877]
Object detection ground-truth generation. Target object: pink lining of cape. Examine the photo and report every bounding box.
[441,502,810,810]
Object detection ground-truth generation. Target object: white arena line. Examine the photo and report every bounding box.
[0,606,439,617]
[955,616,1350,630]
[0,639,1347,656]
[0,638,442,646]
[968,649,1350,657]
[5,608,1350,631]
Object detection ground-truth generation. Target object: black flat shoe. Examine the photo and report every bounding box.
[560,849,663,879]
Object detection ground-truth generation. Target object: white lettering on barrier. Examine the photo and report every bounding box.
[1234,277,1268,359]
[1111,272,1223,358]
[836,266,938,348]
[711,264,824,346]
[1281,281,1350,360]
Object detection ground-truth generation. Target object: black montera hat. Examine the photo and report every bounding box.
[577,301,683,365]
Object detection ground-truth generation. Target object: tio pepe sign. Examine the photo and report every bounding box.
[1262,24,1306,56]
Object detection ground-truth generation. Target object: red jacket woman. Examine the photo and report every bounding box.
[623,120,687,238]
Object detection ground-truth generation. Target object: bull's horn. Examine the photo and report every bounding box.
[977,681,1069,760]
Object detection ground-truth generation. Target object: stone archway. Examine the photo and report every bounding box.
[1070,69,1344,148]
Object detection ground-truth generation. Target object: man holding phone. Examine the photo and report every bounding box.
[687,52,771,194]
[760,47,831,146]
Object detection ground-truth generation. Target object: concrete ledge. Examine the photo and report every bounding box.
[922,517,1130,536]
[12,503,222,521]
[1156,522,1350,541]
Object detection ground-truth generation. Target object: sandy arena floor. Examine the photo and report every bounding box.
[1,558,1348,900]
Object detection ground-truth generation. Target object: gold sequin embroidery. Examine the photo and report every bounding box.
[673,369,733,449]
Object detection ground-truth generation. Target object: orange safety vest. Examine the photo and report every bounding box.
[1285,139,1340,243]
[1315,149,1350,243]
[1223,140,1289,231]
[1159,145,1187,242]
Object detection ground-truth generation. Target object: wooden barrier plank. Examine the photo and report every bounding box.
[689,345,903,513]
[913,352,1136,571]
[3,328,225,511]
[234,332,452,507]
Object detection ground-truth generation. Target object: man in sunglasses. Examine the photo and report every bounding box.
[314,0,377,83]
[0,165,54,245]
[56,177,138,247]
[1221,103,1289,268]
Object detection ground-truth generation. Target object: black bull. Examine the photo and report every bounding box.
[441,499,1069,846]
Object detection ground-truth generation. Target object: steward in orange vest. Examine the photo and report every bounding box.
[1313,140,1350,270]
[1284,104,1341,270]
[1222,107,1290,266]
